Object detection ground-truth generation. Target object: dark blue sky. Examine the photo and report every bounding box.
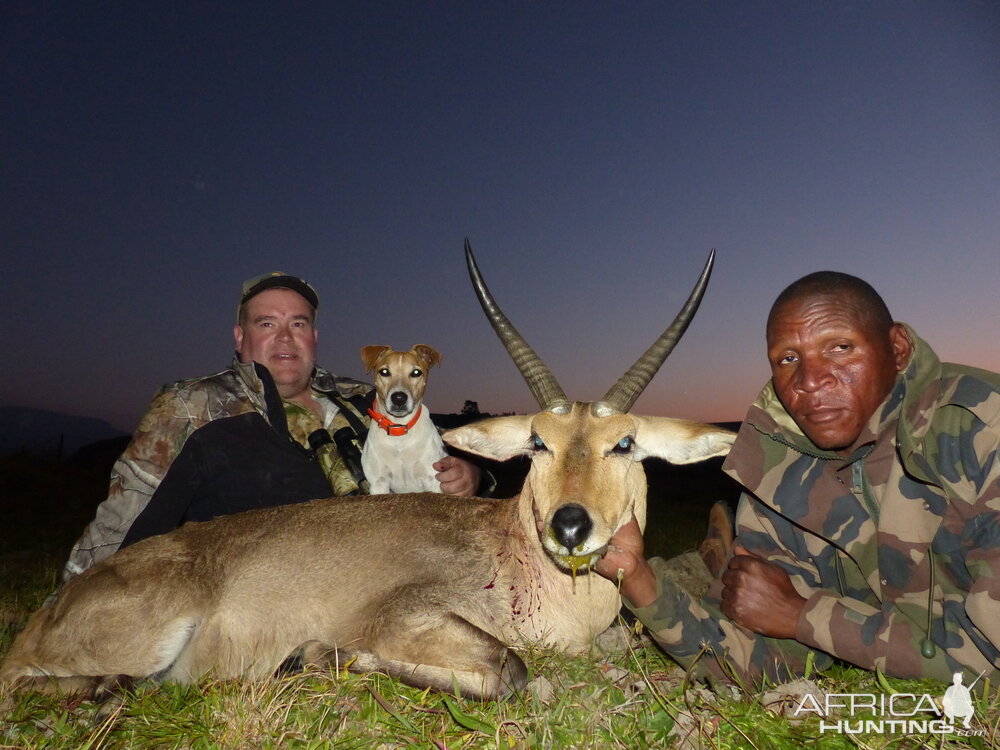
[3,2,998,431]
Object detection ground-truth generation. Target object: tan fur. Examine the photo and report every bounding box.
[0,406,733,701]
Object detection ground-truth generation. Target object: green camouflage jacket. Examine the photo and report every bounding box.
[62,358,372,580]
[629,325,1000,683]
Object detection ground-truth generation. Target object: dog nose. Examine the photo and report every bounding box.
[391,392,408,407]
[550,504,593,552]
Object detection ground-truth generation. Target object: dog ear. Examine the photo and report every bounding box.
[411,345,442,370]
[360,345,392,373]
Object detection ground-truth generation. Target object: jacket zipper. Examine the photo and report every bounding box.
[852,459,880,524]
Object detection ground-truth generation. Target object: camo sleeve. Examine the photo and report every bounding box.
[61,385,200,580]
[625,503,832,683]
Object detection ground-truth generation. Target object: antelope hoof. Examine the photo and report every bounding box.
[496,649,529,698]
[93,675,134,721]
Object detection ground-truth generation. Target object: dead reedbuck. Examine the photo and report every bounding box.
[0,242,734,702]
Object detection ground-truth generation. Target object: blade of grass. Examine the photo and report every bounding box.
[365,683,418,733]
[441,694,496,734]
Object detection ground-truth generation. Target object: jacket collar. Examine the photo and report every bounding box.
[230,355,292,433]
[894,326,945,483]
[231,356,269,412]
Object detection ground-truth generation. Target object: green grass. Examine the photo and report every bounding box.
[5,640,998,749]
[2,455,998,748]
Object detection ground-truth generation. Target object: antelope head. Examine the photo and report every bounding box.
[443,241,735,574]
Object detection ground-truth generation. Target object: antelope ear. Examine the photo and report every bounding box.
[631,417,735,464]
[443,415,535,461]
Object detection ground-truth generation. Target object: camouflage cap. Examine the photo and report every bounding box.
[238,272,319,320]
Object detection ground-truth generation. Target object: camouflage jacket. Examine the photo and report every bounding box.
[629,325,1000,682]
[62,358,373,580]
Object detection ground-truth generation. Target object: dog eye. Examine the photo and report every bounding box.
[378,368,390,377]
[410,369,422,378]
[612,436,634,454]
[531,434,547,451]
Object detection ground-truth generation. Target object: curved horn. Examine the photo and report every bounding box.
[600,248,716,413]
[464,239,569,411]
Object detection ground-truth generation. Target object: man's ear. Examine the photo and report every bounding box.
[889,323,913,371]
[234,324,244,354]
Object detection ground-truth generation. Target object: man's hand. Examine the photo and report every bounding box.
[594,516,658,608]
[720,544,806,639]
[434,456,481,497]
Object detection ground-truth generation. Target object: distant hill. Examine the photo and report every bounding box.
[0,406,128,458]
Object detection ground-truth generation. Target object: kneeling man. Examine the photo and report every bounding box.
[598,271,1000,683]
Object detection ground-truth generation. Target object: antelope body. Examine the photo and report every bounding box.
[1,243,734,700]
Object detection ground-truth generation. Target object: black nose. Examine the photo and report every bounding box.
[391,392,408,407]
[550,504,593,551]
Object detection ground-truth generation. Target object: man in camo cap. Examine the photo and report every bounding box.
[63,272,484,580]
[598,271,1000,683]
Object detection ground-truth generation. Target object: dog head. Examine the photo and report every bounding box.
[361,345,442,418]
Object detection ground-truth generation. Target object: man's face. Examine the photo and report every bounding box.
[234,288,318,400]
[766,294,911,454]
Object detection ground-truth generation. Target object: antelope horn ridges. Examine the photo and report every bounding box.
[464,238,569,411]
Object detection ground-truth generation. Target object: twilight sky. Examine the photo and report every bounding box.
[3,2,999,432]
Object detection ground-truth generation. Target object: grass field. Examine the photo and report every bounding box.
[1,452,997,749]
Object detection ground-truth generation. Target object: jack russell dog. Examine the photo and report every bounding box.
[360,344,448,494]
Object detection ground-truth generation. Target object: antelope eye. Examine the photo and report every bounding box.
[378,368,390,377]
[531,434,547,451]
[410,369,422,378]
[613,436,634,453]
